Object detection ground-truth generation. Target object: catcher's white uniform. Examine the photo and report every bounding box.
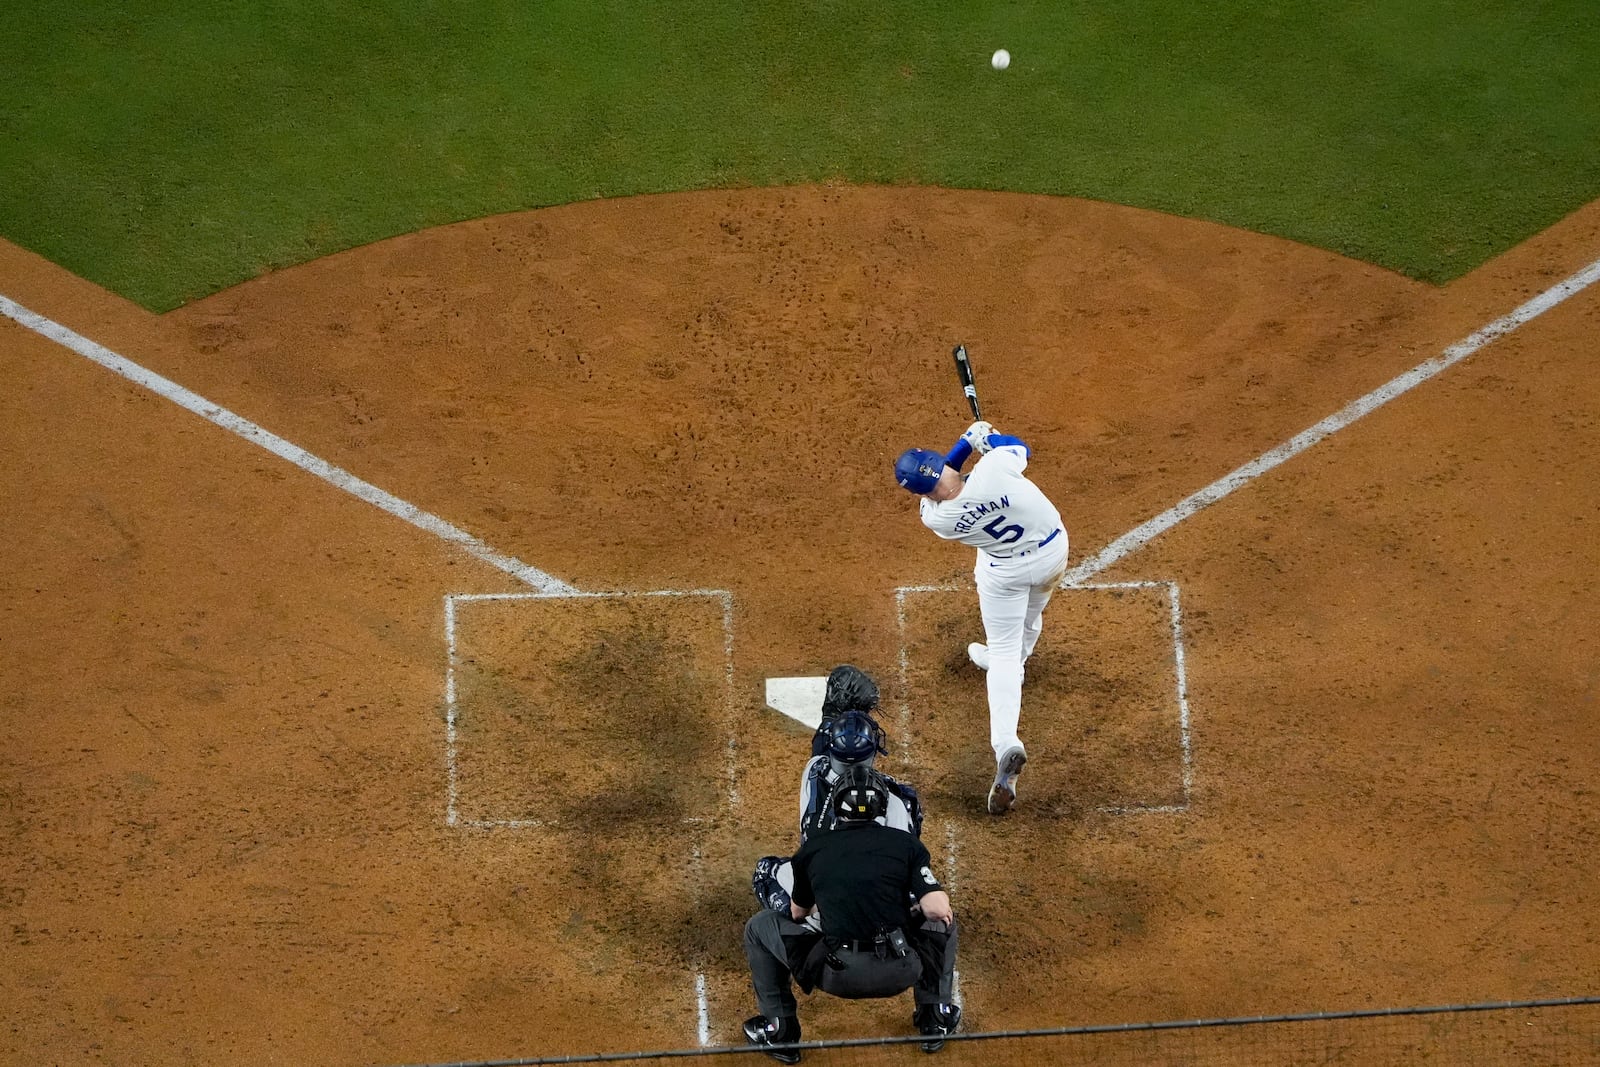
[919,439,1068,761]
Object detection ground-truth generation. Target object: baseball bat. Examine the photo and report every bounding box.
[952,344,982,419]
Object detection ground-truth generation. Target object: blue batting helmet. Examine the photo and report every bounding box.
[894,448,944,494]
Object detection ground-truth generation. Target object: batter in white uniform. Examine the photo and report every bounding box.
[894,421,1069,814]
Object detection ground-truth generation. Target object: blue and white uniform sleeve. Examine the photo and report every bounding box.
[952,433,1028,473]
[987,434,1029,458]
[920,433,1059,550]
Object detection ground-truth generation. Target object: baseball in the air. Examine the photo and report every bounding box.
[991,49,1010,71]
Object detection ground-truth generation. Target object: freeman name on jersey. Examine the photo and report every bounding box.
[952,496,1011,534]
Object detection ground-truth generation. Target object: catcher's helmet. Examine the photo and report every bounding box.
[823,663,880,719]
[830,764,888,824]
[894,448,944,494]
[824,709,889,776]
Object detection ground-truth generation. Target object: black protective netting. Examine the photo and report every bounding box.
[405,997,1600,1067]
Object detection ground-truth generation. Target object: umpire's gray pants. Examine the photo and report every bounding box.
[744,910,961,1018]
[743,909,818,1018]
[909,917,959,1006]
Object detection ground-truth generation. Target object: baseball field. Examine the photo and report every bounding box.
[4,3,1600,1065]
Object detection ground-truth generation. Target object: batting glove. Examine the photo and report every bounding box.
[962,420,996,454]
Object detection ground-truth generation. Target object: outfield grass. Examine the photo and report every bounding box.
[3,0,1598,310]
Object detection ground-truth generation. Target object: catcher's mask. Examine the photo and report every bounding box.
[822,664,880,719]
[894,448,944,494]
[824,710,889,777]
[830,764,888,824]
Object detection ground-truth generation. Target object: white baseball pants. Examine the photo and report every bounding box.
[974,531,1070,762]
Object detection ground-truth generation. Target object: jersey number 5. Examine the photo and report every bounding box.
[983,514,1023,545]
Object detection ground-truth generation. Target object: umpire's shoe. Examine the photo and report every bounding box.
[743,1014,802,1064]
[914,1003,962,1053]
[987,746,1027,815]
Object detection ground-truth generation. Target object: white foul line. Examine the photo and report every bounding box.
[0,294,574,594]
[694,971,709,1047]
[943,819,963,1009]
[1063,253,1600,586]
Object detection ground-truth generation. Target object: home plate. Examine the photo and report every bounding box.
[765,677,827,730]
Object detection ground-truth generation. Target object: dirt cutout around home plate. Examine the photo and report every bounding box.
[2,186,1598,1065]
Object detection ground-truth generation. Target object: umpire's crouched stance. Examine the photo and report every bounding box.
[742,766,961,1062]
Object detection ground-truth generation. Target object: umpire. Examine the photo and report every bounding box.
[742,766,961,1062]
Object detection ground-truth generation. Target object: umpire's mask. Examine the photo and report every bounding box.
[830,764,888,824]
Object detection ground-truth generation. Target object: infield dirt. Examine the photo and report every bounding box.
[2,186,1598,1064]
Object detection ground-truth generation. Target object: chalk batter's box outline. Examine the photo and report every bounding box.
[894,579,1194,815]
[442,588,737,829]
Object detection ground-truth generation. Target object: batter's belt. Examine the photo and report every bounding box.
[984,526,1063,559]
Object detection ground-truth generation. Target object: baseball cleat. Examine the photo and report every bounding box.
[914,1003,962,1053]
[966,642,990,671]
[743,1015,802,1064]
[986,746,1027,815]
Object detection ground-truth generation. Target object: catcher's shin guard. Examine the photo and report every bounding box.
[752,856,792,912]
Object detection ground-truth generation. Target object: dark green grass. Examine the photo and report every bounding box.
[3,0,1598,310]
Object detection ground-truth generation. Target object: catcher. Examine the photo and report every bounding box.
[751,665,924,922]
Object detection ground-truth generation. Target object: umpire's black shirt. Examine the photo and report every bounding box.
[790,821,943,941]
